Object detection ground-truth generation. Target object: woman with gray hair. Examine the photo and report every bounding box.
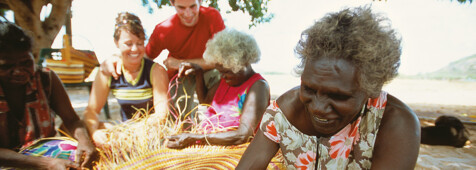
[237,6,420,169]
[167,28,270,148]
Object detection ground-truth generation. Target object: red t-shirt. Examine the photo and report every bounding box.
[146,6,225,77]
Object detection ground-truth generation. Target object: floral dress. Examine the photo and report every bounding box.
[260,91,388,169]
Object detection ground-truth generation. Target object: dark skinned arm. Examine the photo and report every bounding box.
[236,127,280,169]
[237,88,300,169]
[371,94,420,169]
[0,71,92,169]
[0,148,81,169]
[48,71,98,168]
[167,80,270,148]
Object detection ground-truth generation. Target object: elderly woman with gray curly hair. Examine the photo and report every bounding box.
[166,28,270,149]
[237,6,420,169]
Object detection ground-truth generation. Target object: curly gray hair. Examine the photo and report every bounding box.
[295,6,402,97]
[204,28,260,73]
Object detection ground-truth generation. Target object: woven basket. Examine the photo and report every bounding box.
[45,59,84,83]
[43,35,99,83]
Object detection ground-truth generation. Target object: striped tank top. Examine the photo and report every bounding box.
[109,58,155,121]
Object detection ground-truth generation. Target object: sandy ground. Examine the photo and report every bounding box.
[64,74,476,169]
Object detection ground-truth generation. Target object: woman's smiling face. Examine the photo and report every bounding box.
[299,57,368,137]
[115,29,145,65]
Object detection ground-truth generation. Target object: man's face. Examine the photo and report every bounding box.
[172,0,201,27]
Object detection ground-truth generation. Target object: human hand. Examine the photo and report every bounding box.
[163,57,183,71]
[100,53,122,80]
[166,133,198,149]
[178,62,203,78]
[43,157,80,170]
[92,129,108,146]
[75,137,99,168]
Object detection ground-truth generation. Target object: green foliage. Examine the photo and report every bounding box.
[0,9,7,21]
[141,0,274,28]
[455,0,473,4]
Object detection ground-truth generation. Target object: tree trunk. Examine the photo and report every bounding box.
[5,0,71,61]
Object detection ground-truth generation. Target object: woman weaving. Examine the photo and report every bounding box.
[83,12,169,145]
[237,6,420,169]
[166,28,270,148]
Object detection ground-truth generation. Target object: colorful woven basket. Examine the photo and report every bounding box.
[42,35,99,84]
[45,58,84,83]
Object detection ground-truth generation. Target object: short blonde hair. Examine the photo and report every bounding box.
[204,28,260,73]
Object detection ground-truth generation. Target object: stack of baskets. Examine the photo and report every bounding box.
[43,35,98,83]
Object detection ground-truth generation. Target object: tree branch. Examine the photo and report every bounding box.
[43,0,70,42]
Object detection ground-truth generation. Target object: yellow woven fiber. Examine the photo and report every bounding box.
[94,105,284,169]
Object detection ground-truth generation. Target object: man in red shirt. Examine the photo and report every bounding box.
[101,0,225,120]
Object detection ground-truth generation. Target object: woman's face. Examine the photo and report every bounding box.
[0,51,35,85]
[215,63,247,87]
[115,30,145,65]
[300,57,368,137]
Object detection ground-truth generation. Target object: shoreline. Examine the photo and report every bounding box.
[66,75,476,122]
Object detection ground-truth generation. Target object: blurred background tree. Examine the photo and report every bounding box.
[141,0,274,28]
[0,0,71,60]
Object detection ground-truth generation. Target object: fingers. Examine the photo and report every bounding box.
[166,135,177,141]
[177,63,194,78]
[100,56,121,79]
[67,160,80,169]
[113,59,123,80]
[81,152,92,168]
[75,146,97,169]
[75,149,83,164]
[103,122,115,129]
[166,137,180,148]
[185,69,195,76]
[92,131,108,145]
[177,64,185,78]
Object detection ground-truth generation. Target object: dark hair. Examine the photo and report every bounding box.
[0,22,33,54]
[113,12,146,41]
[295,6,401,97]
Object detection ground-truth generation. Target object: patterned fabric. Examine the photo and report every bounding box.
[261,91,388,169]
[0,70,56,149]
[109,58,155,121]
[200,73,266,132]
[19,137,78,162]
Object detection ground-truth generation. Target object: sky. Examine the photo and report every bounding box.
[48,0,476,75]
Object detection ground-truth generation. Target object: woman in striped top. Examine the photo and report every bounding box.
[83,12,169,145]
